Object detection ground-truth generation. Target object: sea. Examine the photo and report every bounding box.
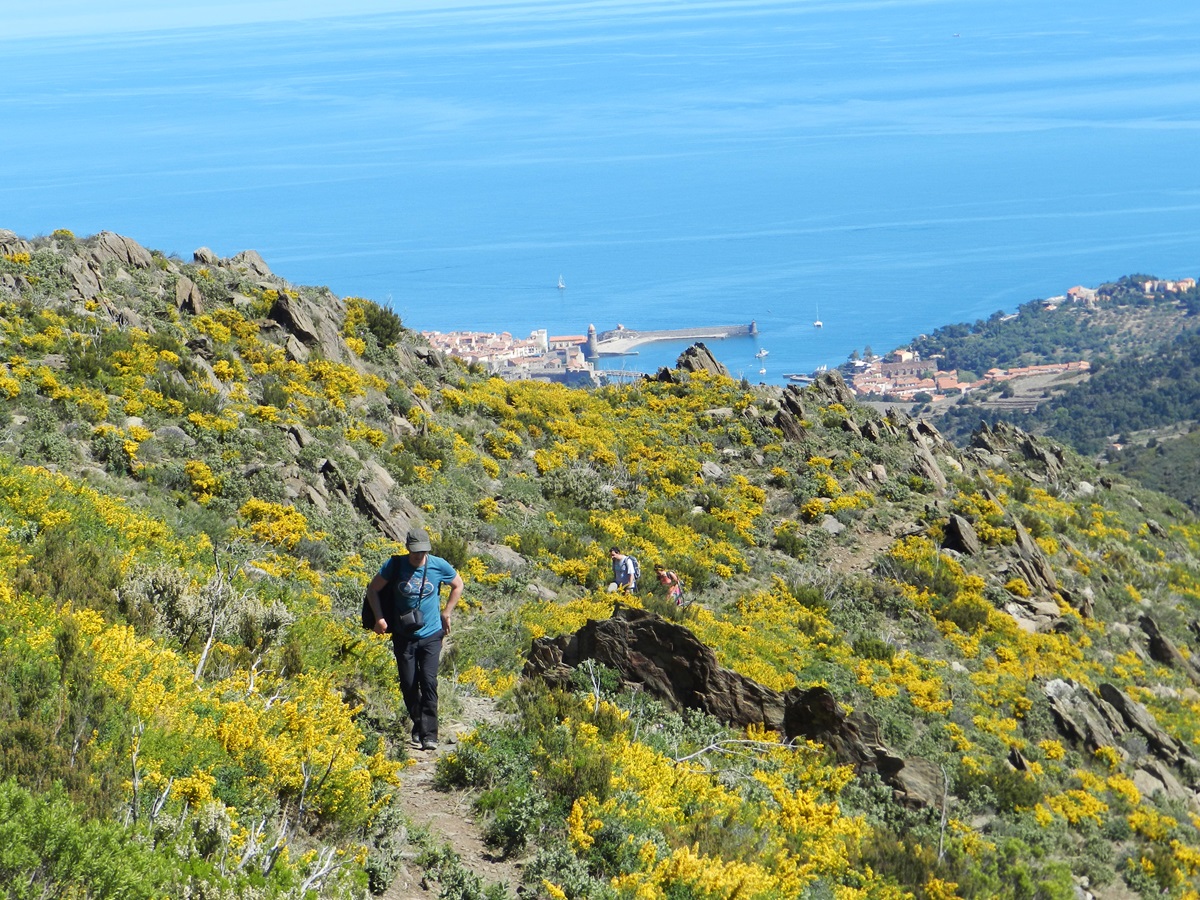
[4,1,1200,384]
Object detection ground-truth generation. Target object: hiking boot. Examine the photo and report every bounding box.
[409,731,422,750]
[421,739,439,752]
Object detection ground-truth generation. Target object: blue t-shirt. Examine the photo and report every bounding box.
[378,554,458,639]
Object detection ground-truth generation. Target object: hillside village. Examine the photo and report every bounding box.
[848,276,1198,406]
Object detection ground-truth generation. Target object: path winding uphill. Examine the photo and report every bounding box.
[381,695,522,899]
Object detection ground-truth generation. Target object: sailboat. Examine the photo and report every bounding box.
[813,302,823,328]
[557,275,566,290]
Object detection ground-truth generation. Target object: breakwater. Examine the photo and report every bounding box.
[585,321,756,359]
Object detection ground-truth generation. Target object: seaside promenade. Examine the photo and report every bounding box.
[586,321,756,358]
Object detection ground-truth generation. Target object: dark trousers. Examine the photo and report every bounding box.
[392,630,443,741]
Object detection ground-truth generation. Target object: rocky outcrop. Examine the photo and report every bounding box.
[0,230,34,258]
[1140,615,1200,685]
[88,231,154,270]
[231,249,272,277]
[970,421,1068,482]
[653,343,731,382]
[1046,679,1200,787]
[267,290,355,365]
[525,607,944,809]
[175,276,205,315]
[63,256,101,300]
[942,514,981,556]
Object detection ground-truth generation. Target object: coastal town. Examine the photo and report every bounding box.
[421,322,757,386]
[424,276,1195,399]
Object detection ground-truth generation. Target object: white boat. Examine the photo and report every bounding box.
[755,348,769,359]
[557,275,565,290]
[758,367,767,375]
[813,302,822,328]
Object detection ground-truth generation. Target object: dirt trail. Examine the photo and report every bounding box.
[381,694,523,899]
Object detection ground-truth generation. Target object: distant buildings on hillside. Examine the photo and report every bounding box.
[422,329,597,386]
[848,355,1090,402]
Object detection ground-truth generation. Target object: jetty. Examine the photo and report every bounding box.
[584,321,756,360]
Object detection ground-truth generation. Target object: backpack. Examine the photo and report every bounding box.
[627,555,641,585]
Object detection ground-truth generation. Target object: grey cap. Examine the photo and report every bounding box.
[405,527,432,552]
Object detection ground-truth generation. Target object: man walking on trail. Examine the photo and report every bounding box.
[609,546,638,593]
[366,527,463,752]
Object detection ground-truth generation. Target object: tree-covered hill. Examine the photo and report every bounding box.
[3,229,1200,899]
[910,276,1200,376]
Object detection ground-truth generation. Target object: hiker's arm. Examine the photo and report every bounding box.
[366,574,389,635]
[441,573,464,634]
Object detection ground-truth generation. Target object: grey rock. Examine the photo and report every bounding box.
[153,425,194,448]
[676,342,731,377]
[911,444,947,491]
[526,607,944,810]
[231,249,272,277]
[174,275,205,314]
[193,247,218,265]
[526,582,558,601]
[285,334,309,363]
[354,478,412,544]
[0,230,33,257]
[700,461,725,481]
[1140,614,1200,684]
[1044,679,1128,755]
[1098,683,1192,764]
[470,542,527,571]
[1135,759,1192,803]
[820,515,845,536]
[64,256,101,299]
[89,231,154,269]
[942,514,981,555]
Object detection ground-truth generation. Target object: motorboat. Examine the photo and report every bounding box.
[755,348,769,359]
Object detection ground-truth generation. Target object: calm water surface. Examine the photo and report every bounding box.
[3,1,1200,381]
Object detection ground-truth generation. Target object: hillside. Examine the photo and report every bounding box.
[3,230,1200,899]
[912,280,1200,510]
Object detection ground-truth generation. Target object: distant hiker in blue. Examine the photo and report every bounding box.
[608,546,639,593]
[365,527,463,752]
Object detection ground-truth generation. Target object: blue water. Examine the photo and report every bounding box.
[4,1,1200,383]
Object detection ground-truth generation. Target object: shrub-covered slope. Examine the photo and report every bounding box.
[2,229,1200,899]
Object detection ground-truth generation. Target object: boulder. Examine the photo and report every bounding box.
[673,342,730,378]
[193,247,218,265]
[525,608,944,809]
[89,231,154,269]
[911,444,947,492]
[0,230,33,258]
[63,256,101,299]
[1012,519,1057,595]
[774,409,807,442]
[1098,683,1194,766]
[174,275,205,314]
[354,478,412,544]
[1044,679,1127,755]
[1140,615,1200,684]
[231,249,272,277]
[942,514,981,556]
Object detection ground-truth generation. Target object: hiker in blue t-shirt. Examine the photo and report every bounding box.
[608,546,638,593]
[365,527,463,752]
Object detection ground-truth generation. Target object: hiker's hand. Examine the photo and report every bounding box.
[441,611,452,635]
[374,618,388,635]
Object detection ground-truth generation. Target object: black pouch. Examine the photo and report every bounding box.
[395,606,425,632]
